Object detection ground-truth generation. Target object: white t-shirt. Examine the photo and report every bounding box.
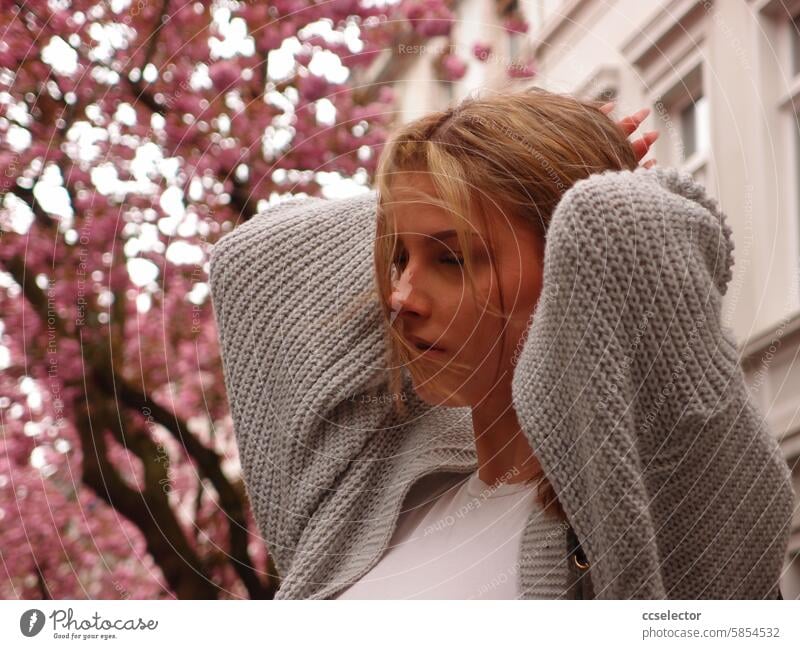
[335,469,567,599]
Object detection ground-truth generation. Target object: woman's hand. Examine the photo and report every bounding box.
[600,101,659,169]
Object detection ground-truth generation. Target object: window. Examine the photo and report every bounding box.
[788,13,800,237]
[679,94,710,160]
[757,0,800,315]
[653,63,710,186]
[621,1,712,188]
[796,121,800,212]
[791,12,800,76]
[769,6,800,273]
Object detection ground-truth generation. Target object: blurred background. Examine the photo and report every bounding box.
[0,0,798,599]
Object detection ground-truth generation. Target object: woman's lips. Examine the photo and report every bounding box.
[406,336,448,356]
[416,346,447,357]
[406,336,445,352]
[411,342,448,358]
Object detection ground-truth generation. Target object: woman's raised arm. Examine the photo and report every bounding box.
[208,192,401,589]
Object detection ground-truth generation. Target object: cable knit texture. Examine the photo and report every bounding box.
[209,166,796,599]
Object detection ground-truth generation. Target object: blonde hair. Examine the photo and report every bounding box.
[372,86,639,521]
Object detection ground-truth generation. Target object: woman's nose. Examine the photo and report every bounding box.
[389,266,431,319]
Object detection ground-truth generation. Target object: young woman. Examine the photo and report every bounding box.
[209,87,795,600]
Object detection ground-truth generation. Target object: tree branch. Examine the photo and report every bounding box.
[73,388,219,598]
[2,253,273,598]
[91,358,274,598]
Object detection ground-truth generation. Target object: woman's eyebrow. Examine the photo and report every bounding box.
[396,230,483,243]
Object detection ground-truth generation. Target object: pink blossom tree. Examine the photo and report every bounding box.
[0,0,480,599]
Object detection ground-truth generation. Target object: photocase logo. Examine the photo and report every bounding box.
[20,609,45,637]
[16,607,159,641]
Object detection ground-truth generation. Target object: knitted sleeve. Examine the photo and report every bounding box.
[208,190,396,582]
[511,166,796,598]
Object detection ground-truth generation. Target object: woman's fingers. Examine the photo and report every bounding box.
[630,130,660,161]
[599,101,616,115]
[599,102,649,136]
[642,159,657,169]
[599,102,660,164]
[616,107,651,136]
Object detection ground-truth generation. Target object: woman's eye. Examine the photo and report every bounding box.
[391,252,465,270]
[440,254,465,266]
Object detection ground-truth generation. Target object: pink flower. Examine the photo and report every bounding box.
[240,4,270,24]
[0,47,18,69]
[441,53,467,81]
[472,42,492,62]
[404,0,454,38]
[503,15,530,34]
[299,74,330,102]
[49,10,71,32]
[256,28,285,52]
[208,61,240,90]
[378,86,395,104]
[345,47,381,68]
[174,93,204,115]
[295,50,313,68]
[507,60,537,79]
[217,146,244,173]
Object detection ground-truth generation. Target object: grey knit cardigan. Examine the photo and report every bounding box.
[208,166,796,599]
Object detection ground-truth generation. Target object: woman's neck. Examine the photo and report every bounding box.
[471,388,542,486]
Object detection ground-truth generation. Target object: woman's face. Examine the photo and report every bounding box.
[385,172,545,408]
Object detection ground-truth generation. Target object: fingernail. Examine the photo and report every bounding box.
[645,130,659,140]
[635,107,651,119]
